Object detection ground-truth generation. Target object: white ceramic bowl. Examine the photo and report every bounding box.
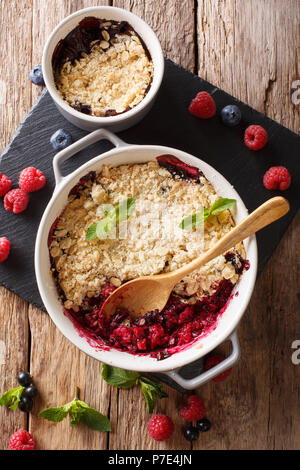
[42,6,164,132]
[35,129,258,388]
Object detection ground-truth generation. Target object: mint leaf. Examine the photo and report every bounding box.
[179,209,209,230]
[39,396,111,432]
[80,407,111,431]
[86,198,136,240]
[101,365,168,413]
[209,198,236,216]
[69,401,86,426]
[114,198,136,224]
[96,217,115,239]
[86,223,98,241]
[0,386,25,410]
[102,364,140,389]
[140,377,168,413]
[179,198,236,230]
[39,404,71,423]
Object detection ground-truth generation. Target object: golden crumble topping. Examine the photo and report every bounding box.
[49,161,245,311]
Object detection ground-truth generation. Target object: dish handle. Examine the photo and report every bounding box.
[163,331,240,390]
[53,129,128,185]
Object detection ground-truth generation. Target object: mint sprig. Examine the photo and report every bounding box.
[86,198,136,240]
[102,364,168,413]
[179,198,236,230]
[39,394,111,432]
[0,386,25,410]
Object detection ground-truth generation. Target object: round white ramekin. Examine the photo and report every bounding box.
[42,6,164,132]
[35,129,258,389]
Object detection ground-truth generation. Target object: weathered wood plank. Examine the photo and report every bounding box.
[28,306,111,450]
[0,0,32,450]
[194,0,300,449]
[0,288,29,449]
[197,0,300,133]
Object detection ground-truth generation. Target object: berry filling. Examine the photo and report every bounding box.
[156,155,203,183]
[51,157,249,360]
[65,278,236,359]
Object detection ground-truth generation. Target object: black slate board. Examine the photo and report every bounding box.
[0,59,299,313]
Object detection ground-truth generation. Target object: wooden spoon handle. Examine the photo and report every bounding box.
[168,196,289,283]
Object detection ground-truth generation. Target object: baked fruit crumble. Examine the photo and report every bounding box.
[53,17,154,117]
[49,155,249,359]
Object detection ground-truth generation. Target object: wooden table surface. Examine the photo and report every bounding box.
[0,0,299,450]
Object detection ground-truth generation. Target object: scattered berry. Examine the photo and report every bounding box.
[19,396,33,413]
[0,173,12,197]
[19,167,46,192]
[196,418,211,432]
[23,385,38,398]
[183,426,199,442]
[244,124,268,150]
[180,395,206,421]
[9,429,36,450]
[263,166,291,191]
[204,355,232,382]
[17,371,32,387]
[189,91,216,119]
[50,129,73,151]
[30,65,44,86]
[4,189,29,214]
[0,237,10,262]
[220,104,241,126]
[147,414,174,441]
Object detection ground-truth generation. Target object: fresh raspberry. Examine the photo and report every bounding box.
[180,395,206,421]
[189,91,216,118]
[0,237,10,262]
[244,125,268,150]
[9,429,36,450]
[263,166,291,191]
[0,173,12,197]
[204,355,232,382]
[19,167,46,192]
[4,189,29,214]
[147,414,174,441]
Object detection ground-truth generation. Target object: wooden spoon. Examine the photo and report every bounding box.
[101,196,289,319]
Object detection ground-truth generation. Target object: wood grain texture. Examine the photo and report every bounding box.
[0,288,29,448]
[0,0,299,450]
[0,0,32,449]
[197,0,300,132]
[28,305,111,450]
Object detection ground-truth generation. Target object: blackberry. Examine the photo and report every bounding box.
[183,426,199,442]
[196,418,211,432]
[19,396,33,413]
[24,385,38,398]
[17,371,32,387]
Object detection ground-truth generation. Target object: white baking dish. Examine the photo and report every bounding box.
[35,129,257,389]
[42,6,164,132]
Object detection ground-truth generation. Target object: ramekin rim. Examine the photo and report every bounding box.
[42,5,165,123]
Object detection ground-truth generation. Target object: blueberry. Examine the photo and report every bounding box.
[17,371,32,387]
[220,104,241,127]
[30,65,45,86]
[183,426,199,442]
[19,396,33,413]
[196,418,211,432]
[50,129,73,151]
[24,385,38,398]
